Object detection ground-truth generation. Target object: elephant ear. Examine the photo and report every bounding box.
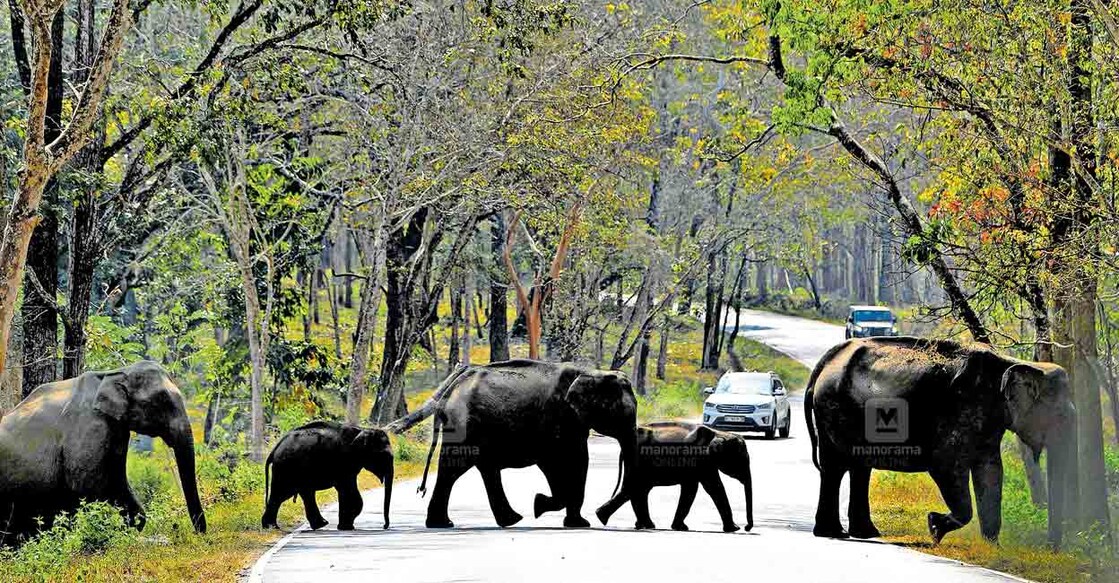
[1003,363,1045,428]
[93,372,129,421]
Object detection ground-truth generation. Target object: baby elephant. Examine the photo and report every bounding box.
[596,421,753,532]
[262,421,394,531]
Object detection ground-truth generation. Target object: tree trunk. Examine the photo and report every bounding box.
[655,316,669,380]
[448,283,462,374]
[345,225,383,424]
[463,271,474,366]
[19,11,64,395]
[370,209,428,424]
[489,214,510,362]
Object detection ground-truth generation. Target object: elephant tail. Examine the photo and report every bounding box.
[611,450,623,498]
[264,449,273,510]
[417,411,443,497]
[387,365,471,434]
[804,387,819,472]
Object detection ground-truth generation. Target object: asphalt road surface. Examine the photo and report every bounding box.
[249,310,1024,583]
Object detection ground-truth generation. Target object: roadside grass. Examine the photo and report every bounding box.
[0,427,430,583]
[868,437,1119,582]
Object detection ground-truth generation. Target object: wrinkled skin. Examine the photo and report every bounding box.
[0,361,206,543]
[417,360,638,529]
[262,421,394,531]
[805,337,1076,545]
[595,422,753,533]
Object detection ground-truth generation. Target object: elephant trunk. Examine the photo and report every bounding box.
[615,431,637,498]
[169,419,207,534]
[380,461,393,530]
[1045,409,1078,549]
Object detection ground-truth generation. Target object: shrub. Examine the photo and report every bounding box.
[0,502,137,582]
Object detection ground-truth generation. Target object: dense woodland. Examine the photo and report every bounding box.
[0,0,1118,578]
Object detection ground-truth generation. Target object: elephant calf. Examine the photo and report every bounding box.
[262,421,394,531]
[596,422,753,533]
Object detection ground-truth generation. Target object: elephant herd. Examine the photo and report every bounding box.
[0,336,1077,549]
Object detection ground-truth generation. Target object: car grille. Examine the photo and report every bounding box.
[716,404,755,414]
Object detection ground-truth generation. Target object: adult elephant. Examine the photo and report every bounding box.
[0,361,206,542]
[805,337,1075,547]
[393,359,638,529]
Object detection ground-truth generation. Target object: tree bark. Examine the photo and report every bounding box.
[19,11,63,395]
[345,224,383,424]
[488,214,510,362]
[0,0,135,379]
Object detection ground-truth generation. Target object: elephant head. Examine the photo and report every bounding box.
[565,370,639,492]
[1001,362,1076,547]
[94,361,207,534]
[352,428,394,529]
[702,428,754,531]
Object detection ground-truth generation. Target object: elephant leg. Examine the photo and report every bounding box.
[479,467,522,528]
[336,479,363,531]
[561,440,590,528]
[534,461,567,519]
[813,457,849,539]
[671,481,698,531]
[426,445,474,529]
[701,474,738,533]
[971,456,1003,542]
[847,466,880,539]
[928,467,973,544]
[632,487,655,530]
[114,483,146,531]
[261,479,292,529]
[300,489,328,530]
[594,488,631,526]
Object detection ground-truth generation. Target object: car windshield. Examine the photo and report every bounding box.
[717,377,772,395]
[853,310,892,323]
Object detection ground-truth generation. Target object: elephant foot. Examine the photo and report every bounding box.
[594,505,611,526]
[849,523,881,539]
[426,516,455,529]
[564,515,591,528]
[927,512,960,545]
[743,521,754,532]
[308,517,329,531]
[722,523,740,533]
[261,516,279,530]
[337,522,355,531]
[495,510,523,528]
[534,494,558,519]
[634,520,655,530]
[671,521,689,532]
[812,523,849,539]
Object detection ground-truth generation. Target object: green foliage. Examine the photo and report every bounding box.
[84,316,146,370]
[0,502,137,582]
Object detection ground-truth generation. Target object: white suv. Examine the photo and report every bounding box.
[702,371,791,439]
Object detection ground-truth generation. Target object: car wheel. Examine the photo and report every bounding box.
[779,411,791,438]
[765,416,777,440]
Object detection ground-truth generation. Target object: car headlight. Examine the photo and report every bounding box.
[756,402,772,411]
[853,324,863,332]
[704,401,716,410]
[891,325,898,334]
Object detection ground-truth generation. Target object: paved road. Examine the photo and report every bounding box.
[249,310,1023,583]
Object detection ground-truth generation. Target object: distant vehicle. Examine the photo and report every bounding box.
[845,305,899,339]
[702,371,791,439]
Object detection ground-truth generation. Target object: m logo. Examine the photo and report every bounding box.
[865,397,908,443]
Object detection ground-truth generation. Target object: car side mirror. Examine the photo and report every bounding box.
[703,386,715,395]
[773,387,786,396]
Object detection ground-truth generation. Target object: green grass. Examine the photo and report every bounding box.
[867,437,1119,582]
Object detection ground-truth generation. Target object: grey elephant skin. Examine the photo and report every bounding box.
[0,361,206,542]
[595,421,753,533]
[407,359,638,529]
[262,421,394,531]
[805,337,1076,546]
